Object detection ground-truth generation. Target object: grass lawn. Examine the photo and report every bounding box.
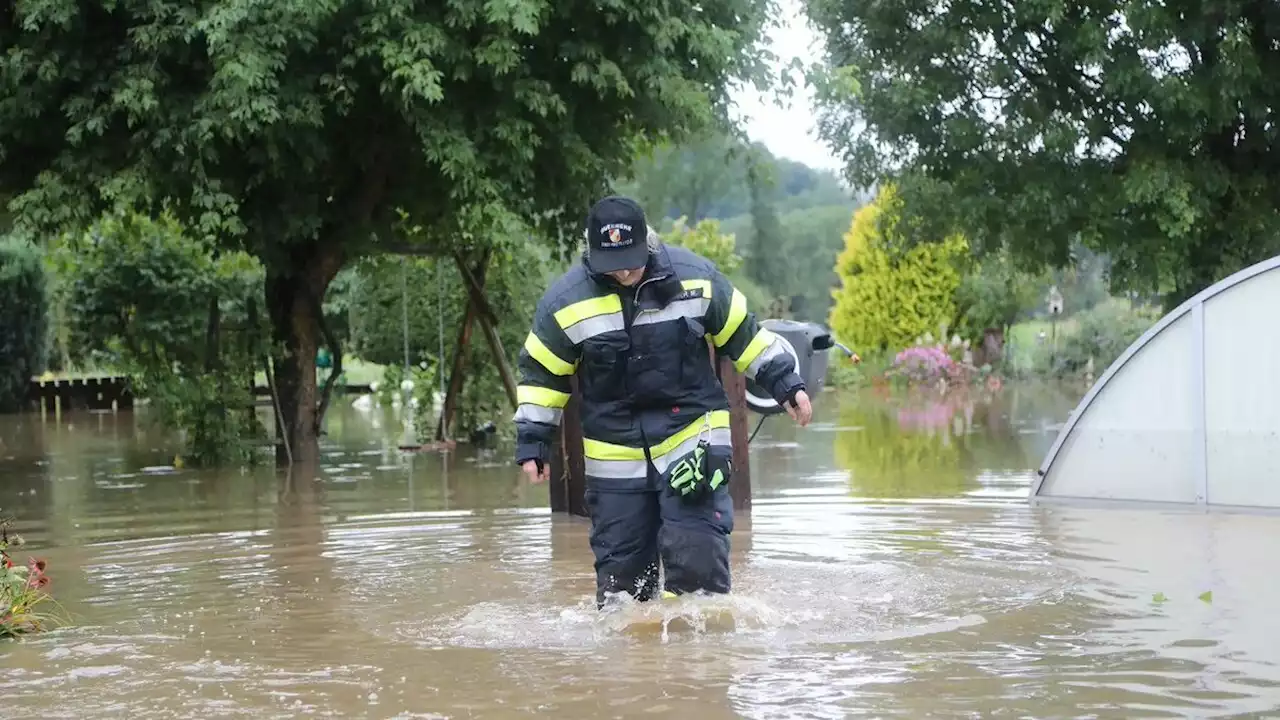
[251,356,389,387]
[1006,316,1079,373]
[332,357,388,386]
[1008,317,1078,347]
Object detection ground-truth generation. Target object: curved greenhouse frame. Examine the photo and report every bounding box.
[1033,255,1280,511]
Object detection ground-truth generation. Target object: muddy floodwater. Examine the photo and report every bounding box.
[2,383,1280,718]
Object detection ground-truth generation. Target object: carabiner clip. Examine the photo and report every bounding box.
[696,411,712,444]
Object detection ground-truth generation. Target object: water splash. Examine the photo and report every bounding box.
[396,589,812,651]
[591,590,793,642]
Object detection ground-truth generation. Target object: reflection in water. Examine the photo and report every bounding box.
[1,385,1280,718]
[832,383,1075,499]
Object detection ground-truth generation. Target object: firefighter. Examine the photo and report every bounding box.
[512,195,812,608]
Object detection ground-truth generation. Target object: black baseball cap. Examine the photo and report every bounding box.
[584,196,649,274]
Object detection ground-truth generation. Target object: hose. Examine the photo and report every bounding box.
[832,341,859,360]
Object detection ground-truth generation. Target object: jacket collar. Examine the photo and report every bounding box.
[582,243,681,307]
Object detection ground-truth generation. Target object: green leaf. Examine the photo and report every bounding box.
[805,0,1280,308]
[0,0,779,451]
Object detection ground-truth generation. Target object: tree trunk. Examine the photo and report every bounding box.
[264,241,345,470]
[978,327,1004,367]
[436,255,490,441]
[437,298,477,441]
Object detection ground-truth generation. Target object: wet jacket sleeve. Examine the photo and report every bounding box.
[704,271,806,405]
[512,294,581,467]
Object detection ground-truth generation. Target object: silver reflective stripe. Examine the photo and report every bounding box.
[746,337,787,380]
[564,312,625,344]
[513,404,562,425]
[633,297,710,327]
[651,428,733,475]
[583,457,649,479]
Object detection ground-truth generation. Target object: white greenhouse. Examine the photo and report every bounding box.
[1033,254,1280,511]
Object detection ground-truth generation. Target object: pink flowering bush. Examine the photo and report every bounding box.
[885,334,983,391]
[890,344,955,385]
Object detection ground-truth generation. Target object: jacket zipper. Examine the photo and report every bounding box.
[625,272,668,332]
[625,271,669,478]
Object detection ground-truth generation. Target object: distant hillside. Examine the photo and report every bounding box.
[616,135,862,221]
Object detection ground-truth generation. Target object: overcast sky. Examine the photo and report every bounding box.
[730,0,843,173]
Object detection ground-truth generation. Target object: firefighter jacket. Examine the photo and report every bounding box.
[512,242,805,492]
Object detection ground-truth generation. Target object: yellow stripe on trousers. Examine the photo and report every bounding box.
[582,410,732,480]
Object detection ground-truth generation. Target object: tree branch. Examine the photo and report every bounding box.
[452,250,501,329]
[452,250,518,409]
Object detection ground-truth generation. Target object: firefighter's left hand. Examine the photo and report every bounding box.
[786,390,812,427]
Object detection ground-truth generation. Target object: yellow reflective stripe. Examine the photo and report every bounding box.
[681,278,712,297]
[582,410,732,462]
[651,410,730,459]
[516,385,570,408]
[734,328,777,373]
[523,332,576,376]
[582,437,646,461]
[554,294,622,329]
[712,289,747,347]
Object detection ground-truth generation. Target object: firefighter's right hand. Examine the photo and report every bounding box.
[521,459,549,484]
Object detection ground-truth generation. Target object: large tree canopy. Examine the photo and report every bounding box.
[806,0,1280,308]
[0,0,776,463]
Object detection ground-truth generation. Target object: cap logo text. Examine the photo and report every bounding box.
[599,222,634,248]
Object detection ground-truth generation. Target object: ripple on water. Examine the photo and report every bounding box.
[378,498,1068,655]
[8,398,1280,718]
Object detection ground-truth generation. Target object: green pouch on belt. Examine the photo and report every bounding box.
[665,420,732,504]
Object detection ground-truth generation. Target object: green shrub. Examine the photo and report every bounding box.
[41,236,83,374]
[663,216,743,274]
[1052,299,1157,375]
[828,185,968,353]
[0,236,49,411]
[346,255,465,369]
[69,211,267,466]
[951,249,1043,347]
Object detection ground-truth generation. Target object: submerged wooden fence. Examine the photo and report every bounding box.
[21,376,373,415]
[24,376,135,414]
